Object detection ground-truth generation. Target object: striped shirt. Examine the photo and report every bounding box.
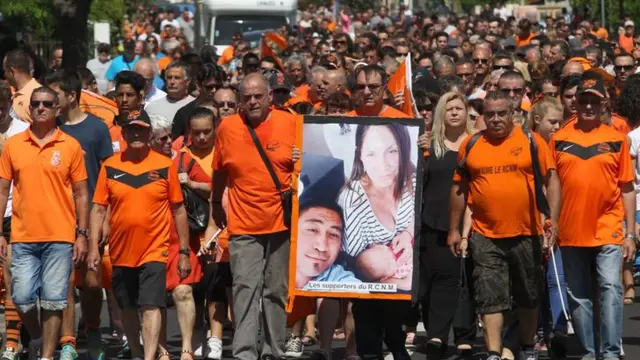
[339,175,416,258]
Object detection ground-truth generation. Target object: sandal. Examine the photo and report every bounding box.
[180,350,195,360]
[624,284,635,305]
[157,352,171,360]
[302,335,317,346]
[333,328,346,341]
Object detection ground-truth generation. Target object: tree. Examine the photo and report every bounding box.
[53,0,93,69]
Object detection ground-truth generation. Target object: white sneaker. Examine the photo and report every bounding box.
[621,340,625,358]
[284,337,303,358]
[194,344,204,357]
[206,337,223,360]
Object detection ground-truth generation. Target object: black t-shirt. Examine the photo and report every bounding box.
[422,149,458,232]
[171,101,198,140]
[59,114,114,200]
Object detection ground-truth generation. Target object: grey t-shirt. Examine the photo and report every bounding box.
[86,58,112,95]
[146,95,195,124]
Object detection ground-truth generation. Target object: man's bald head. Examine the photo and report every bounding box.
[134,58,157,92]
[239,73,271,124]
[239,72,270,94]
[562,61,584,77]
[325,69,347,87]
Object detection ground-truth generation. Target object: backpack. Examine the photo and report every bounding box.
[456,128,550,218]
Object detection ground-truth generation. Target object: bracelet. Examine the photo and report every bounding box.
[461,237,468,241]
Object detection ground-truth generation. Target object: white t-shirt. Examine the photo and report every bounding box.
[628,127,640,210]
[3,113,30,218]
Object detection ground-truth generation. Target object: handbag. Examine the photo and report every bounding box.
[178,152,210,234]
[245,122,293,228]
[452,256,475,329]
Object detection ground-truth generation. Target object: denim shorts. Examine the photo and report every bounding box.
[11,242,73,313]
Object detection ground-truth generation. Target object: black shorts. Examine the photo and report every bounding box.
[112,262,167,309]
[470,233,542,314]
[200,257,232,302]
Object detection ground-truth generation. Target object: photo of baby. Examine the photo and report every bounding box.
[293,116,422,299]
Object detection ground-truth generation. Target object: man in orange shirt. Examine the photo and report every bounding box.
[0,87,90,360]
[88,111,191,360]
[619,21,635,54]
[2,49,42,123]
[448,91,561,360]
[347,65,410,118]
[550,73,636,360]
[515,18,536,47]
[211,73,299,360]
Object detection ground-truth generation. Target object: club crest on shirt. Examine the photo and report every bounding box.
[597,142,611,153]
[510,146,523,157]
[148,170,160,181]
[50,150,61,168]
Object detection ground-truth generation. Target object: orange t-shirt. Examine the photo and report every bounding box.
[347,105,411,118]
[93,150,184,267]
[0,129,87,243]
[550,122,633,247]
[452,127,555,238]
[620,34,634,54]
[180,147,214,177]
[563,114,631,134]
[516,33,536,47]
[212,110,296,235]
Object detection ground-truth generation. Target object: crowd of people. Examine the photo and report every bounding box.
[1,2,640,360]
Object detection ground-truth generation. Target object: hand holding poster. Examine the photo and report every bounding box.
[289,115,424,301]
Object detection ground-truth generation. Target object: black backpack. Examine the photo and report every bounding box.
[178,152,210,234]
[456,128,550,218]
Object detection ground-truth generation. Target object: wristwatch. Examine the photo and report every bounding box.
[77,228,89,238]
[178,248,190,256]
[625,233,639,242]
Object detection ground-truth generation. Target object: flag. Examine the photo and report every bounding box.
[260,33,286,71]
[387,54,418,118]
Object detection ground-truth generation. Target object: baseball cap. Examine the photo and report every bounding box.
[625,20,635,28]
[123,109,151,127]
[319,54,340,70]
[577,72,606,98]
[263,69,291,91]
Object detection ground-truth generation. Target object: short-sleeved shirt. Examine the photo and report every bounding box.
[105,55,140,82]
[180,146,213,177]
[93,150,184,267]
[453,127,555,238]
[212,110,296,235]
[551,122,634,247]
[59,114,114,200]
[146,96,195,125]
[0,128,87,243]
[12,78,42,123]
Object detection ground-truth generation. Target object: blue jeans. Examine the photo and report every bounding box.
[547,247,570,332]
[562,245,623,359]
[11,242,73,313]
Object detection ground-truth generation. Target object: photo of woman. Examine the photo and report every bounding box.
[293,116,422,299]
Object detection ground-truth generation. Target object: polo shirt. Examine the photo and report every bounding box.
[0,128,87,243]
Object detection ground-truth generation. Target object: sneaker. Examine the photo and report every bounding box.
[117,340,131,359]
[284,337,303,358]
[87,330,105,360]
[485,355,501,360]
[59,345,78,360]
[206,337,223,360]
[27,340,41,360]
[621,342,625,358]
[1,347,17,360]
[519,348,538,360]
[194,344,204,357]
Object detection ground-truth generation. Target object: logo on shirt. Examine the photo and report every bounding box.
[597,142,611,153]
[148,170,160,181]
[266,140,281,151]
[582,79,597,89]
[114,173,126,179]
[510,146,523,157]
[50,150,61,168]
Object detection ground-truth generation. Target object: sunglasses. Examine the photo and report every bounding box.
[493,65,513,71]
[30,100,55,109]
[355,84,382,92]
[577,97,602,106]
[484,110,510,118]
[215,101,236,109]
[501,87,524,95]
[202,83,220,92]
[417,104,433,112]
[473,58,489,64]
[615,65,635,71]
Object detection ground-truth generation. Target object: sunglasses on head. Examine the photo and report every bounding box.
[30,100,55,109]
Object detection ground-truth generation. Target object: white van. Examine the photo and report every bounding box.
[203,0,298,56]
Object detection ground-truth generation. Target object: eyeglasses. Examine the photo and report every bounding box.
[615,65,635,71]
[500,87,524,95]
[30,100,55,109]
[473,58,489,64]
[202,83,220,92]
[484,110,510,118]
[215,101,236,109]
[355,84,382,92]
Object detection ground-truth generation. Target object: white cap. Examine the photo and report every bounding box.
[625,20,635,27]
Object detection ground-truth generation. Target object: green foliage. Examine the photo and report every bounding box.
[560,0,640,31]
[0,0,56,35]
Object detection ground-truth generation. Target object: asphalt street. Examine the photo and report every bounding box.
[1,288,639,360]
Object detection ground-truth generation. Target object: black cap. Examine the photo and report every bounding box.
[122,109,151,128]
[577,72,606,98]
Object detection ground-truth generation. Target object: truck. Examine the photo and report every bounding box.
[203,0,298,56]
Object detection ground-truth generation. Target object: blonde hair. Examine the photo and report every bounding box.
[431,92,475,159]
[526,96,563,131]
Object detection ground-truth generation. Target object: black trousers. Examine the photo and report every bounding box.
[419,226,477,345]
[352,299,411,360]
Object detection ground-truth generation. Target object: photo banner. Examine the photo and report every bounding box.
[289,115,424,301]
